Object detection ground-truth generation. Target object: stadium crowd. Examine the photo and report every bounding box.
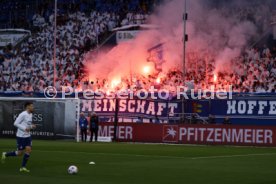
[0,0,275,93]
[0,10,117,92]
[78,46,276,94]
[0,0,152,92]
[185,47,276,93]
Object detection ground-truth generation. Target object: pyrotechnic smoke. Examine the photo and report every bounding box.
[85,0,274,83]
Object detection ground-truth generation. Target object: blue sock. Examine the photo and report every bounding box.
[21,153,30,167]
[6,151,17,157]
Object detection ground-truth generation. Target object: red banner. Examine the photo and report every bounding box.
[98,123,276,147]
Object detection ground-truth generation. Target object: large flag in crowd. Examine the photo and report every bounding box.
[147,43,165,72]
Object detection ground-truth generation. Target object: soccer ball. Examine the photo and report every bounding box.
[68,165,78,174]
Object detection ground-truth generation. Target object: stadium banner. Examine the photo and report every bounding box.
[185,98,276,117]
[186,98,276,125]
[98,123,276,146]
[116,31,140,43]
[80,98,276,125]
[1,93,276,125]
[80,99,181,117]
[210,99,276,116]
[0,100,55,139]
[0,99,76,139]
[0,29,31,47]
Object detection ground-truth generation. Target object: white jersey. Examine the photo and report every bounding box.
[14,111,33,138]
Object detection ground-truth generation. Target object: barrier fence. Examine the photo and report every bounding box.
[98,123,276,147]
[1,93,276,146]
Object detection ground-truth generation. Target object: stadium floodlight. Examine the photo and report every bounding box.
[182,0,188,122]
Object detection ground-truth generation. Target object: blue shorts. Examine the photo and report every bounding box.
[16,137,32,151]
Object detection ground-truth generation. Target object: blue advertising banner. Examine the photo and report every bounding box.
[1,92,276,125]
[210,99,276,116]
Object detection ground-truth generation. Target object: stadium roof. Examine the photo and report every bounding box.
[112,24,160,31]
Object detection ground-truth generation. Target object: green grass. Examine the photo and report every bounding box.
[1,139,276,184]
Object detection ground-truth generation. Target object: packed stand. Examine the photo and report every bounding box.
[0,0,154,92]
[78,46,276,94]
[0,0,275,93]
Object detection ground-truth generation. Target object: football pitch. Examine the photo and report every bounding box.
[1,139,276,184]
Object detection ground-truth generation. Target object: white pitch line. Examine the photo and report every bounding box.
[191,153,276,160]
[34,150,276,160]
[34,150,186,159]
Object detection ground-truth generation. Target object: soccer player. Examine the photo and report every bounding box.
[1,102,36,173]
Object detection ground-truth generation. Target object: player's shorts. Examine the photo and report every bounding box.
[16,137,32,151]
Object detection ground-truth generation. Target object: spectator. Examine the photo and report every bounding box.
[208,114,216,124]
[79,112,88,142]
[89,112,99,142]
[191,114,197,124]
[155,114,160,124]
[223,116,231,125]
[136,117,142,123]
